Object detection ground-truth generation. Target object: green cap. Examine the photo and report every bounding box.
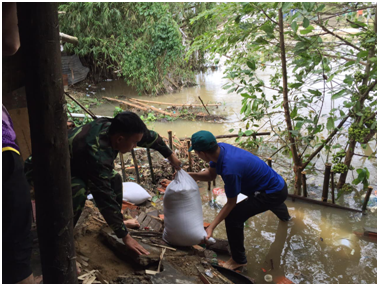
[189,130,218,152]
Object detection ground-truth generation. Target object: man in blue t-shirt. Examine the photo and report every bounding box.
[188,130,290,270]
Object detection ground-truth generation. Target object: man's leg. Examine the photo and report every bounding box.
[266,183,291,221]
[71,177,88,227]
[224,196,269,268]
[2,151,33,283]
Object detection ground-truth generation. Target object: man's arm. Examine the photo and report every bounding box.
[188,167,217,181]
[137,129,181,169]
[205,197,237,240]
[2,2,20,56]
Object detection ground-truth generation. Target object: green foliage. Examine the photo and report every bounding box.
[188,2,376,185]
[113,107,123,117]
[352,167,370,189]
[59,3,195,94]
[67,101,93,126]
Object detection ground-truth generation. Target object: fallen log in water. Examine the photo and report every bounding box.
[130,98,221,107]
[288,194,362,213]
[103,97,176,117]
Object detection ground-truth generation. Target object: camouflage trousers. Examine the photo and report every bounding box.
[24,156,123,227]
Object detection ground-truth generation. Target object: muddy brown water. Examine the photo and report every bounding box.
[90,69,377,283]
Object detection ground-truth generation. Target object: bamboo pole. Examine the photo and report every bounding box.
[288,194,362,213]
[103,97,176,117]
[331,170,335,204]
[198,96,211,115]
[187,141,192,172]
[267,158,272,168]
[130,98,221,107]
[302,171,308,197]
[168,131,175,173]
[120,153,126,182]
[131,149,140,184]
[362,186,373,213]
[322,163,332,202]
[179,132,270,141]
[168,131,173,150]
[146,148,155,184]
[18,3,77,283]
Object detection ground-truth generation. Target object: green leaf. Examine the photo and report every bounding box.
[303,17,310,28]
[245,130,253,136]
[229,128,234,133]
[282,2,293,12]
[302,2,311,12]
[352,178,361,185]
[315,4,325,12]
[331,89,347,100]
[344,60,355,67]
[326,117,335,131]
[291,21,298,33]
[300,25,314,35]
[290,105,298,118]
[260,22,274,35]
[247,60,256,70]
[357,50,369,58]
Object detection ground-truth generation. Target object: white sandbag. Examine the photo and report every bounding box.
[215,193,248,207]
[163,170,207,246]
[122,182,151,205]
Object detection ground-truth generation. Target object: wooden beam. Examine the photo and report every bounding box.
[60,32,78,45]
[18,3,77,283]
[288,194,362,213]
[130,98,221,107]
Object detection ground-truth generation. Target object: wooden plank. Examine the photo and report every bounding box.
[364,227,377,236]
[141,215,152,229]
[148,218,162,232]
[288,194,362,212]
[137,212,146,225]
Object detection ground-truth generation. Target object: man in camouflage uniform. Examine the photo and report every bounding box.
[25,111,181,255]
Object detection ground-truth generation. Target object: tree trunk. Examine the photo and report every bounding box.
[278,8,302,193]
[18,3,77,283]
[337,6,377,189]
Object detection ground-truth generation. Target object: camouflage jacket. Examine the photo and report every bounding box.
[68,117,172,238]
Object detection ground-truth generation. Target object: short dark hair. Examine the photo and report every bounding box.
[108,111,147,136]
[201,142,218,154]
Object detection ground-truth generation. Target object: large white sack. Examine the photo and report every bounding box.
[122,182,151,205]
[163,170,207,246]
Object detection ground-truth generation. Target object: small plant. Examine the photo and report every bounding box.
[113,106,123,117]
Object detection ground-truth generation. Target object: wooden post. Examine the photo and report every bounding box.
[120,153,126,182]
[131,149,140,184]
[362,186,373,213]
[322,163,332,202]
[168,130,174,173]
[331,170,335,204]
[147,148,155,184]
[18,3,77,283]
[302,171,308,197]
[168,130,173,150]
[187,140,192,172]
[267,158,272,168]
[297,167,302,196]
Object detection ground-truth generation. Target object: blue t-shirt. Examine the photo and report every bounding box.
[210,143,285,198]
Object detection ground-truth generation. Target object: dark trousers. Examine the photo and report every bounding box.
[225,183,290,264]
[2,151,33,283]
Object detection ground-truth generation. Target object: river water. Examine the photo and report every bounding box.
[91,69,377,283]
